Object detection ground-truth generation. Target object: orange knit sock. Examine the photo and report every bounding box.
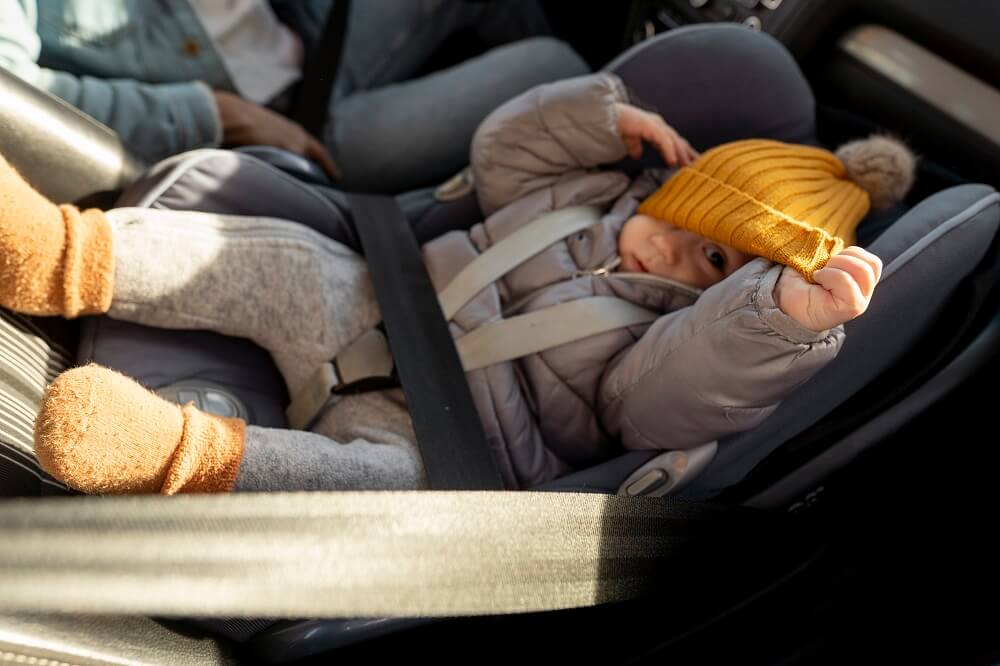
[0,155,114,317]
[34,365,246,495]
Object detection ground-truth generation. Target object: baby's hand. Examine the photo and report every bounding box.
[773,247,883,332]
[615,103,698,167]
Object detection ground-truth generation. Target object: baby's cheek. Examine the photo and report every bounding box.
[617,215,646,256]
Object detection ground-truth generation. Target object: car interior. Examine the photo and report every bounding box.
[1,1,999,664]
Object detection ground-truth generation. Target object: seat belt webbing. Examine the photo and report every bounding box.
[0,491,774,618]
[346,194,504,490]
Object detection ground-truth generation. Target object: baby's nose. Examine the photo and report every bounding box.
[650,234,682,265]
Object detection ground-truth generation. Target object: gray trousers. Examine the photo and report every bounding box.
[105,207,427,491]
[272,0,589,192]
[321,0,589,192]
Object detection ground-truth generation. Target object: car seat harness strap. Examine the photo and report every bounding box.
[437,205,603,319]
[286,204,658,440]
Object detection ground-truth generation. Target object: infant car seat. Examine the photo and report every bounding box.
[1,23,998,661]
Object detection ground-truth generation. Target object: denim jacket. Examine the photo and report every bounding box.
[0,0,331,164]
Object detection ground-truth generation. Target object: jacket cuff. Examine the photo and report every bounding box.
[601,72,628,138]
[163,81,223,153]
[603,72,629,106]
[753,263,841,344]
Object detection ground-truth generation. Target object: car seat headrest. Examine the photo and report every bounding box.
[605,24,816,153]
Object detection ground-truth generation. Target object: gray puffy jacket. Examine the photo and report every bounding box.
[421,73,844,489]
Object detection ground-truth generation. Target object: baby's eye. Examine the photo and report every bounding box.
[704,246,726,271]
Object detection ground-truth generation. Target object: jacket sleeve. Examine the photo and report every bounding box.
[471,72,631,216]
[0,1,221,164]
[599,260,846,450]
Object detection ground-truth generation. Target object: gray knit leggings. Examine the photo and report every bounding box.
[105,207,427,491]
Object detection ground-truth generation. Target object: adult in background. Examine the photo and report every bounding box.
[0,0,589,192]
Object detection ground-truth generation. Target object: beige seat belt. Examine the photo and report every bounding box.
[456,296,656,370]
[0,489,775,618]
[288,206,657,429]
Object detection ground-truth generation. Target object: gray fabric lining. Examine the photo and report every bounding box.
[882,192,1000,279]
[116,149,364,251]
[746,313,1000,509]
[123,149,341,221]
[78,317,290,428]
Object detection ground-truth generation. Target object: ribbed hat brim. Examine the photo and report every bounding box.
[637,139,868,280]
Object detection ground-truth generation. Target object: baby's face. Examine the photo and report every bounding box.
[617,214,754,289]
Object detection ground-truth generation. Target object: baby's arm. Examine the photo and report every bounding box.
[471,72,627,215]
[472,73,695,216]
[774,247,882,332]
[615,102,698,166]
[599,259,845,451]
[472,74,699,216]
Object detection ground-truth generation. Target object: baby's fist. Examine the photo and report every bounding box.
[774,247,883,332]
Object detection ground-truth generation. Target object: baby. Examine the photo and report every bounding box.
[0,73,911,495]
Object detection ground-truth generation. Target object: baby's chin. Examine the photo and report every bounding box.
[619,253,643,274]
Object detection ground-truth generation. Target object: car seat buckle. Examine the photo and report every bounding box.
[286,329,396,430]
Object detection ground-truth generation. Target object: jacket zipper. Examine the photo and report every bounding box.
[503,256,702,316]
[573,255,703,299]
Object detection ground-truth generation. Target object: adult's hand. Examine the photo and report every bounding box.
[213,90,341,180]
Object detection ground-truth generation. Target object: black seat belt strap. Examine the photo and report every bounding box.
[290,0,352,138]
[346,194,505,490]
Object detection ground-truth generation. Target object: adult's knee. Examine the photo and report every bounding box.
[492,37,590,82]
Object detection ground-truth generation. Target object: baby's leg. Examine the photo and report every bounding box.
[36,365,426,494]
[0,156,421,492]
[107,207,381,395]
[238,391,425,491]
[0,154,379,395]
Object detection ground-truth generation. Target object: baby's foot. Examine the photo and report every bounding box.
[0,155,114,317]
[35,365,246,494]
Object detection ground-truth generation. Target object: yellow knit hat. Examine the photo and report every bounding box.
[638,136,915,280]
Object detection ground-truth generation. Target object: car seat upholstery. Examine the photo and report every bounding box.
[1,22,999,657]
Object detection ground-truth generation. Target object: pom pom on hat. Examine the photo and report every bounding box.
[638,135,916,280]
[835,134,916,210]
